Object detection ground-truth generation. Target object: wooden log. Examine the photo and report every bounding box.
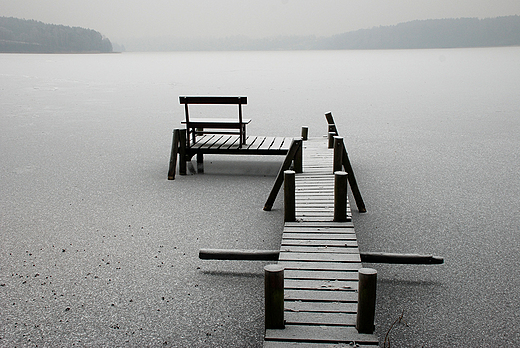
[284,170,296,222]
[179,129,187,175]
[360,252,444,264]
[334,171,348,222]
[199,249,444,264]
[333,136,344,173]
[264,139,301,211]
[168,129,179,180]
[301,126,309,141]
[265,264,285,330]
[199,249,279,261]
[356,268,377,334]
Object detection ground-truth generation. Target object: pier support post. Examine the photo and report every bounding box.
[301,126,308,141]
[356,268,377,334]
[197,153,204,173]
[284,170,296,222]
[168,129,180,180]
[179,129,187,175]
[334,171,348,222]
[265,264,285,330]
[333,136,344,173]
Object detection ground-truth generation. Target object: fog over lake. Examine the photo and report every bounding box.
[1,48,519,347]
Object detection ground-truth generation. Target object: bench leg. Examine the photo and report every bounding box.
[197,152,204,173]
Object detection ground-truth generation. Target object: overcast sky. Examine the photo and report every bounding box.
[2,0,520,41]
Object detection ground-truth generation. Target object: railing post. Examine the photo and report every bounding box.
[333,136,344,173]
[265,264,285,330]
[356,268,377,334]
[328,132,335,149]
[284,170,296,222]
[301,126,308,141]
[264,139,300,211]
[334,171,348,222]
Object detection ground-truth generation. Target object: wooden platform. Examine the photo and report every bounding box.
[264,137,378,347]
[189,134,293,155]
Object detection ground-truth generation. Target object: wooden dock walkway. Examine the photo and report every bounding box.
[188,134,293,155]
[264,137,379,347]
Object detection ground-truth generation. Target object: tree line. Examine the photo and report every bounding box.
[123,15,520,51]
[0,17,113,53]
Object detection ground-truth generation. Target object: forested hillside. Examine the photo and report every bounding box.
[317,16,520,50]
[0,17,112,53]
[122,15,520,51]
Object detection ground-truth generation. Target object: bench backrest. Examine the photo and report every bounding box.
[179,96,247,105]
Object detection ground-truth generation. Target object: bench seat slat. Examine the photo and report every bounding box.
[179,96,247,104]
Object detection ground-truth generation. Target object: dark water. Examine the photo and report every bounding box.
[1,48,519,347]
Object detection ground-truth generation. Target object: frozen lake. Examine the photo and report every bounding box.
[1,48,519,347]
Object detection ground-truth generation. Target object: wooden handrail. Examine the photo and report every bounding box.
[263,138,302,211]
[325,112,366,213]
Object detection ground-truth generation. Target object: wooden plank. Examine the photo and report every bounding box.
[205,135,226,149]
[284,289,357,302]
[285,279,357,291]
[280,137,293,150]
[281,239,358,247]
[281,234,357,241]
[278,261,362,271]
[285,301,357,313]
[280,246,359,254]
[191,134,216,149]
[279,252,360,262]
[270,136,287,151]
[265,325,378,344]
[284,312,356,326]
[214,135,236,149]
[257,136,276,151]
[222,135,241,150]
[265,342,377,348]
[284,270,359,281]
[285,221,355,228]
[244,136,262,150]
[283,226,354,232]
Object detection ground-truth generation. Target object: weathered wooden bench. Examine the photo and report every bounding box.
[180,96,250,149]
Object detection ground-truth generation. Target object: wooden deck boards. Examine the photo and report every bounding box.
[264,137,378,347]
[189,134,293,155]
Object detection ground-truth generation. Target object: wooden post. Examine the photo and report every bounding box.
[341,144,366,213]
[293,138,303,173]
[334,171,348,222]
[328,132,335,149]
[264,139,301,211]
[284,170,296,222]
[301,126,308,141]
[197,152,204,173]
[328,124,338,136]
[333,136,344,173]
[168,129,179,180]
[325,112,338,136]
[356,268,377,334]
[265,264,285,330]
[179,129,187,175]
[325,111,335,125]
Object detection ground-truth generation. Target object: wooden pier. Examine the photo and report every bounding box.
[168,132,294,179]
[264,136,379,347]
